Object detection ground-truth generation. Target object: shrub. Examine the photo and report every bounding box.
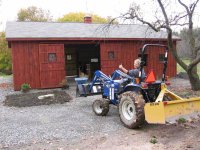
[177,118,186,124]
[0,32,12,75]
[150,137,158,144]
[21,83,31,92]
[0,52,12,75]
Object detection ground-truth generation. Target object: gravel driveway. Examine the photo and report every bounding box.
[0,76,125,149]
[1,76,197,150]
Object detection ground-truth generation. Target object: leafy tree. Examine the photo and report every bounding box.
[119,0,200,90]
[57,12,113,23]
[0,32,12,74]
[17,6,52,22]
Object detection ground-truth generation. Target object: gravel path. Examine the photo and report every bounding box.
[0,76,193,149]
[0,76,125,149]
[0,76,15,102]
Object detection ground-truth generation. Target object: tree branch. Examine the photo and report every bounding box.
[191,0,199,14]
[169,14,188,25]
[169,23,189,26]
[157,0,169,26]
[194,45,200,55]
[155,0,188,71]
[188,55,200,71]
[167,28,188,71]
[121,13,160,32]
[178,0,190,14]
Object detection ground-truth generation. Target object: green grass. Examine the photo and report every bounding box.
[177,59,200,76]
[177,118,187,124]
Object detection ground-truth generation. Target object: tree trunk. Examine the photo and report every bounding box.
[187,66,200,91]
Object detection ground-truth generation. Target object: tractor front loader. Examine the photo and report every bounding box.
[75,44,200,129]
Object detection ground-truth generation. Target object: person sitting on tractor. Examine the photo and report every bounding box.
[119,58,146,81]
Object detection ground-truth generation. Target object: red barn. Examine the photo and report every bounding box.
[6,19,178,91]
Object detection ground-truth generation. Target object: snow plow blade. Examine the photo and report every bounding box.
[144,97,200,124]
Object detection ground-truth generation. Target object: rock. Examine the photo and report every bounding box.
[38,94,55,100]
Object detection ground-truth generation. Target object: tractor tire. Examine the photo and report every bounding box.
[119,91,145,129]
[92,99,110,116]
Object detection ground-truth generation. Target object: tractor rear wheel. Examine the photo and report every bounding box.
[92,99,110,116]
[119,91,145,129]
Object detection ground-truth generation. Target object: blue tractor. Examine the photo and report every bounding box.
[74,44,165,128]
[75,44,200,129]
[76,68,147,128]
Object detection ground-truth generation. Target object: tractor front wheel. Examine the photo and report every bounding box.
[119,91,145,129]
[92,99,110,116]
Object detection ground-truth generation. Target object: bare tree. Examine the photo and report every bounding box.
[120,0,200,90]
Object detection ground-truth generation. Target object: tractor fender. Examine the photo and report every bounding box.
[124,83,142,93]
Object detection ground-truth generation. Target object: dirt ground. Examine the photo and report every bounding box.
[14,120,200,150]
[4,90,72,107]
[1,77,200,150]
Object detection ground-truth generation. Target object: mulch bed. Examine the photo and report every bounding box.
[4,90,72,107]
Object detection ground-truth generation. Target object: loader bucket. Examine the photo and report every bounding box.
[144,97,200,124]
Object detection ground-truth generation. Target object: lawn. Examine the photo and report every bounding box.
[177,59,200,76]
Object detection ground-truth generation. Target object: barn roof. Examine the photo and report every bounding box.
[6,21,179,40]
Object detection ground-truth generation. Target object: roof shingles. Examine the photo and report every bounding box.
[6,21,176,39]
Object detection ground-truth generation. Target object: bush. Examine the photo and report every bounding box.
[150,136,158,144]
[0,52,12,75]
[0,32,12,75]
[177,118,186,124]
[21,83,31,92]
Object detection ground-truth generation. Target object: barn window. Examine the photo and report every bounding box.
[108,51,115,59]
[159,54,165,62]
[48,53,57,62]
[67,55,72,60]
[138,54,148,66]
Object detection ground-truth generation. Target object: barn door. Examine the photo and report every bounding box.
[39,44,65,88]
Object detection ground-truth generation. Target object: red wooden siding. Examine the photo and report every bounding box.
[100,42,121,75]
[11,40,176,91]
[11,42,65,90]
[39,44,65,88]
[11,42,40,90]
[100,41,177,78]
[100,41,142,75]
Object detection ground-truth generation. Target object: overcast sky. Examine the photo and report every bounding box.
[0,0,135,31]
[0,0,200,31]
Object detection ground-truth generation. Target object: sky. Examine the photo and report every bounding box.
[0,0,200,31]
[0,0,134,31]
